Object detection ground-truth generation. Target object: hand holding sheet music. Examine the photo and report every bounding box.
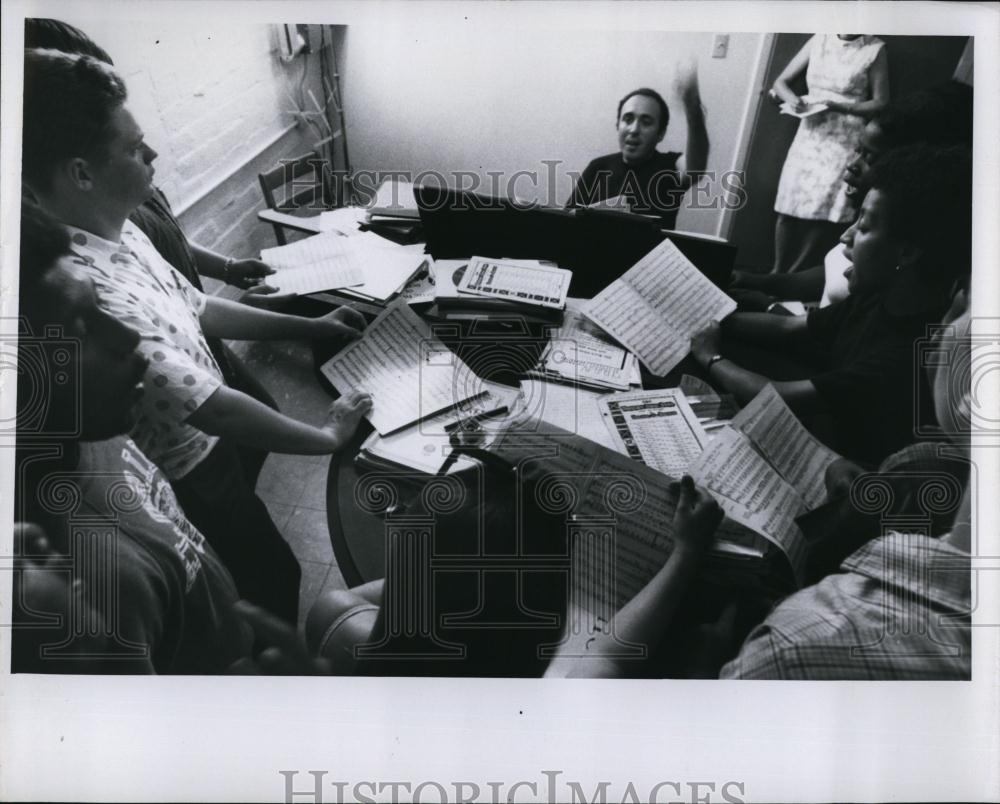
[584,239,736,375]
[320,303,482,434]
[729,384,840,510]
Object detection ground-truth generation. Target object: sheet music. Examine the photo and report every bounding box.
[690,426,808,583]
[730,385,840,510]
[260,230,366,294]
[320,303,481,434]
[515,380,617,450]
[598,389,708,478]
[458,256,572,309]
[362,381,520,473]
[585,239,736,375]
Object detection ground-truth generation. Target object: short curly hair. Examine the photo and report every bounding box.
[866,144,972,278]
[22,48,128,193]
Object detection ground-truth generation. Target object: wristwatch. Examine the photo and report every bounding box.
[705,354,724,371]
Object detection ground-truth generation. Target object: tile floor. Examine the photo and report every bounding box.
[226,335,350,634]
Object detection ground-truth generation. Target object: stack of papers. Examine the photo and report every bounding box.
[456,256,572,310]
[364,178,421,222]
[358,381,520,474]
[533,310,639,391]
[262,227,429,302]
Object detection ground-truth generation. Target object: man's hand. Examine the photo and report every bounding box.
[824,457,864,501]
[673,57,703,110]
[690,321,722,365]
[671,475,723,559]
[312,306,367,340]
[225,258,275,290]
[321,390,373,450]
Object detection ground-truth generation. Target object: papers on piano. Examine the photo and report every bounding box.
[584,239,736,376]
[320,303,483,435]
[364,177,421,221]
[598,388,708,479]
[456,256,572,310]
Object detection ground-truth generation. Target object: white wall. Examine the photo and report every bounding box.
[50,15,326,256]
[338,25,767,236]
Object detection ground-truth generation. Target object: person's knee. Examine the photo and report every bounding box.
[305,589,378,667]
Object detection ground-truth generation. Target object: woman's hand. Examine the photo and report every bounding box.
[690,321,722,365]
[824,457,864,500]
[671,475,723,559]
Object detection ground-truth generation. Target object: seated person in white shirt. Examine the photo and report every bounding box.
[21,48,372,626]
[730,81,973,312]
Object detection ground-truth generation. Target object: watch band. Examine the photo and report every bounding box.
[705,354,725,371]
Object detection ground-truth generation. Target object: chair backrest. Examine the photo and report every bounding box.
[258,151,332,244]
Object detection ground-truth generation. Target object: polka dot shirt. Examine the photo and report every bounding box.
[63,221,223,479]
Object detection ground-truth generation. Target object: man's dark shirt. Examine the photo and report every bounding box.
[567,151,687,229]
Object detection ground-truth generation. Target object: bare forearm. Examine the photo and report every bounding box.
[567,548,702,678]
[201,296,320,340]
[188,386,340,454]
[722,311,807,346]
[190,243,228,280]
[683,102,709,176]
[738,266,824,301]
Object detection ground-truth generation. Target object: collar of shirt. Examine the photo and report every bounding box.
[842,531,970,613]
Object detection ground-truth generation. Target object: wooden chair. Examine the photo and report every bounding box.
[257,151,334,245]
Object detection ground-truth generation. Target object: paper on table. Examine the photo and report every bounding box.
[539,310,632,389]
[584,239,736,376]
[690,425,808,583]
[729,384,840,510]
[361,381,521,474]
[317,206,368,234]
[458,256,572,309]
[320,303,482,434]
[515,379,617,450]
[598,388,708,479]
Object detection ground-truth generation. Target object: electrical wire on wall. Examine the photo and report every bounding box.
[277,24,353,206]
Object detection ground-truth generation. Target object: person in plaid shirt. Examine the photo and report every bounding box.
[554,287,973,680]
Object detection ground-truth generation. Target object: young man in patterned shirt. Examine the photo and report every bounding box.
[21,48,372,626]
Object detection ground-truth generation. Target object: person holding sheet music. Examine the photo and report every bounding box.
[21,48,373,626]
[566,60,709,229]
[24,18,296,486]
[552,284,974,681]
[770,34,889,274]
[690,144,971,467]
[730,81,973,310]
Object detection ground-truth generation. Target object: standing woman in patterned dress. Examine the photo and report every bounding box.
[770,34,889,273]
